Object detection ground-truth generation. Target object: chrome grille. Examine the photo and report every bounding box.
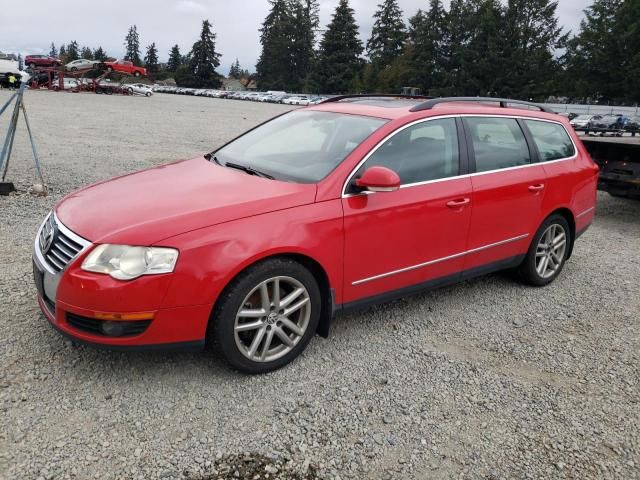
[37,213,89,274]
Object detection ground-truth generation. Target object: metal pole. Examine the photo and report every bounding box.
[20,100,46,188]
[0,89,22,180]
[0,92,18,117]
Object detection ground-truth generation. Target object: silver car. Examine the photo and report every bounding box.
[65,59,100,72]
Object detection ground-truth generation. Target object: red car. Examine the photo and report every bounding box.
[25,55,62,68]
[103,59,147,77]
[33,96,598,373]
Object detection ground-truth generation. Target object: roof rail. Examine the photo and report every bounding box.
[321,94,433,104]
[409,97,556,114]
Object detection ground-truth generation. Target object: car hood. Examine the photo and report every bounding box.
[56,157,317,245]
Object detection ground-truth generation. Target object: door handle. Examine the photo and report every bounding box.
[528,184,545,193]
[446,198,471,208]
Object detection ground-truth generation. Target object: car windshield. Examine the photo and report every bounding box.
[213,111,388,183]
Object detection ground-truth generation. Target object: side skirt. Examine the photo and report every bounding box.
[338,255,525,316]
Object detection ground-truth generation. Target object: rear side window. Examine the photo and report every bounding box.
[465,117,531,172]
[524,120,576,161]
[355,118,460,185]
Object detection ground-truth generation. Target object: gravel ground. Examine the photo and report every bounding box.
[0,90,638,480]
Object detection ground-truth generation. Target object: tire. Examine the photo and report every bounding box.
[107,67,113,73]
[516,214,571,287]
[127,87,133,94]
[71,67,77,72]
[209,258,321,374]
[145,92,151,97]
[134,71,141,77]
[30,63,36,69]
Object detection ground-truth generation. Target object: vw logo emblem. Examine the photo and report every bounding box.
[40,218,57,254]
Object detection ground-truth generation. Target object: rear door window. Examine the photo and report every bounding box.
[524,120,576,161]
[465,117,531,173]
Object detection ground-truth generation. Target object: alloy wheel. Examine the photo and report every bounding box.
[234,276,311,363]
[535,224,567,279]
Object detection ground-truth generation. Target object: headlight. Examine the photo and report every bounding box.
[81,245,179,280]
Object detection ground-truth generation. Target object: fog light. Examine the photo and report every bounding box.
[101,321,126,337]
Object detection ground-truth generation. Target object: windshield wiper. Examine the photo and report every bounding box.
[224,161,275,180]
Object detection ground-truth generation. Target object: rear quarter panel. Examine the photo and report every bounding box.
[541,126,599,232]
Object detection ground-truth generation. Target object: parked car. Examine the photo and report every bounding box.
[587,114,629,132]
[51,77,82,91]
[624,115,640,136]
[570,114,602,130]
[103,60,147,77]
[126,83,153,96]
[284,95,311,106]
[65,59,101,72]
[557,112,578,121]
[25,55,61,69]
[33,96,598,374]
[308,97,327,105]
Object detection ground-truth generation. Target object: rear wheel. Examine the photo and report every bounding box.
[209,258,321,374]
[134,71,141,77]
[516,215,571,287]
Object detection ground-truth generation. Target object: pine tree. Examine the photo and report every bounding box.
[256,0,295,90]
[501,0,567,100]
[290,0,320,91]
[617,0,640,102]
[145,43,159,74]
[167,45,183,72]
[93,47,108,61]
[317,0,364,94]
[49,42,57,58]
[80,46,94,60]
[59,44,66,59]
[188,19,222,88]
[229,58,242,79]
[462,0,506,96]
[367,0,407,69]
[444,0,471,95]
[124,25,142,65]
[66,41,80,62]
[564,0,623,102]
[405,1,448,95]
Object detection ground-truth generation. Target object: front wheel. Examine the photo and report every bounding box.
[209,258,321,374]
[516,215,571,287]
[134,71,141,77]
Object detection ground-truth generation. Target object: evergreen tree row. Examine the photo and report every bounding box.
[257,0,640,103]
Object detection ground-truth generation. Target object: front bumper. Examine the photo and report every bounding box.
[32,214,211,351]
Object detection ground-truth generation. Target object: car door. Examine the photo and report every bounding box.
[342,117,473,304]
[462,116,547,272]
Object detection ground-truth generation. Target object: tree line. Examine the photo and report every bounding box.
[45,0,639,102]
[49,21,228,88]
[256,0,640,103]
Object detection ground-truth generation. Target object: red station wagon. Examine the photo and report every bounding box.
[33,96,599,373]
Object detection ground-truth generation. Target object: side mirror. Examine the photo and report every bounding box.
[355,166,401,193]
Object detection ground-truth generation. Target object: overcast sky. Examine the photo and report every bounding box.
[1,0,587,73]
